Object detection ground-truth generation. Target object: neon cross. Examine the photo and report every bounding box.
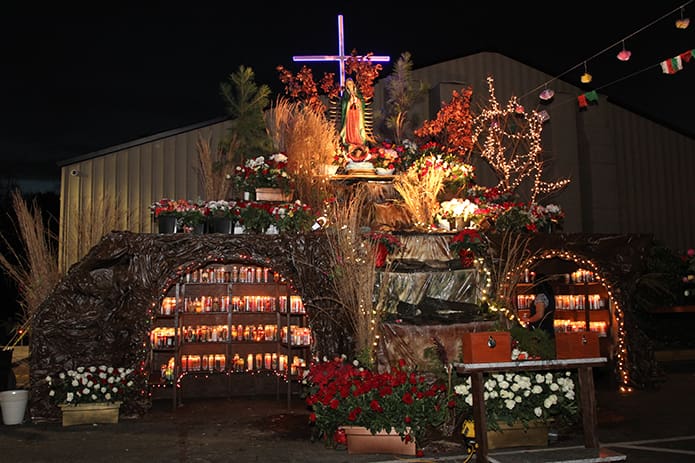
[292,14,390,90]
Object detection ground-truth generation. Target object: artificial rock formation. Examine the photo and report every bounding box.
[28,230,660,422]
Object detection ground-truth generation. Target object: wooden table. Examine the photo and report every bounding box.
[452,357,607,463]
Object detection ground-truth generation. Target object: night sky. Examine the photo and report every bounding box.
[1,1,693,193]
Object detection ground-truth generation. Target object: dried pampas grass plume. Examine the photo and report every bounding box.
[266,97,339,212]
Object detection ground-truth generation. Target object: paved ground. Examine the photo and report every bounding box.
[1,361,694,462]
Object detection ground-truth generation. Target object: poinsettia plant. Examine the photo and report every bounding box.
[366,231,402,253]
[449,228,486,267]
[304,356,454,452]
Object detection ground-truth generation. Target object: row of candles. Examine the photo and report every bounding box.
[160,295,306,315]
[178,353,306,374]
[151,324,312,346]
[517,294,606,310]
[522,268,597,284]
[185,265,282,284]
[554,320,608,335]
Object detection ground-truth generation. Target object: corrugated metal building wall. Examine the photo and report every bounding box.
[58,118,232,270]
[372,52,695,249]
[58,52,695,270]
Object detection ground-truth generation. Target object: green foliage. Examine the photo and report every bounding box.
[219,65,274,159]
[382,52,428,143]
[275,201,317,234]
[509,324,556,359]
[454,370,579,431]
[239,203,274,234]
[493,206,535,232]
[637,243,684,307]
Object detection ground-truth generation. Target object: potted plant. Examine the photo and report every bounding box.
[179,199,208,233]
[449,228,486,267]
[0,349,27,425]
[238,202,276,234]
[273,201,318,233]
[533,204,565,233]
[150,198,184,233]
[368,142,401,175]
[437,198,479,231]
[45,365,135,426]
[366,231,402,268]
[304,356,454,456]
[205,200,239,234]
[453,369,579,448]
[233,153,294,199]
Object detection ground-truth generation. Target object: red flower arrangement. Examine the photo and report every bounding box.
[233,153,293,192]
[366,231,402,267]
[368,142,402,170]
[449,228,486,267]
[304,356,453,452]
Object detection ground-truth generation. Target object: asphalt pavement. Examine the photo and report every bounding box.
[1,361,694,462]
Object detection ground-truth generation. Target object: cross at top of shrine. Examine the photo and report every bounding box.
[292,14,390,91]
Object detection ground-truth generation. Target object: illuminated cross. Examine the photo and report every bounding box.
[292,14,390,90]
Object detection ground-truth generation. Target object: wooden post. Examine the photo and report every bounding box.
[577,365,600,448]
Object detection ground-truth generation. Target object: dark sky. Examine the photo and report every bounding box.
[1,1,693,192]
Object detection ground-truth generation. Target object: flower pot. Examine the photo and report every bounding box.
[455,217,467,231]
[0,389,28,425]
[0,349,17,391]
[157,215,178,234]
[255,188,292,202]
[487,421,549,449]
[462,418,549,450]
[59,401,122,427]
[210,216,234,234]
[341,426,416,456]
[374,167,394,175]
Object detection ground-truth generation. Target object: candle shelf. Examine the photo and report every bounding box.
[147,263,310,406]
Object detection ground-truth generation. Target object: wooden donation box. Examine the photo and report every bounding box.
[462,331,512,363]
[555,331,600,359]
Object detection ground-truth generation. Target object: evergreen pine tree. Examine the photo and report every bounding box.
[219,65,274,163]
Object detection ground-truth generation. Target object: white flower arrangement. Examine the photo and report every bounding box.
[536,203,565,223]
[46,365,135,405]
[453,370,578,430]
[205,199,239,218]
[233,153,293,191]
[439,198,479,220]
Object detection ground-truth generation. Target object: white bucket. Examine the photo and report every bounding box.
[0,389,29,425]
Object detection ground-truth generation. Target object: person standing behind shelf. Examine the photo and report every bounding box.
[525,273,556,339]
